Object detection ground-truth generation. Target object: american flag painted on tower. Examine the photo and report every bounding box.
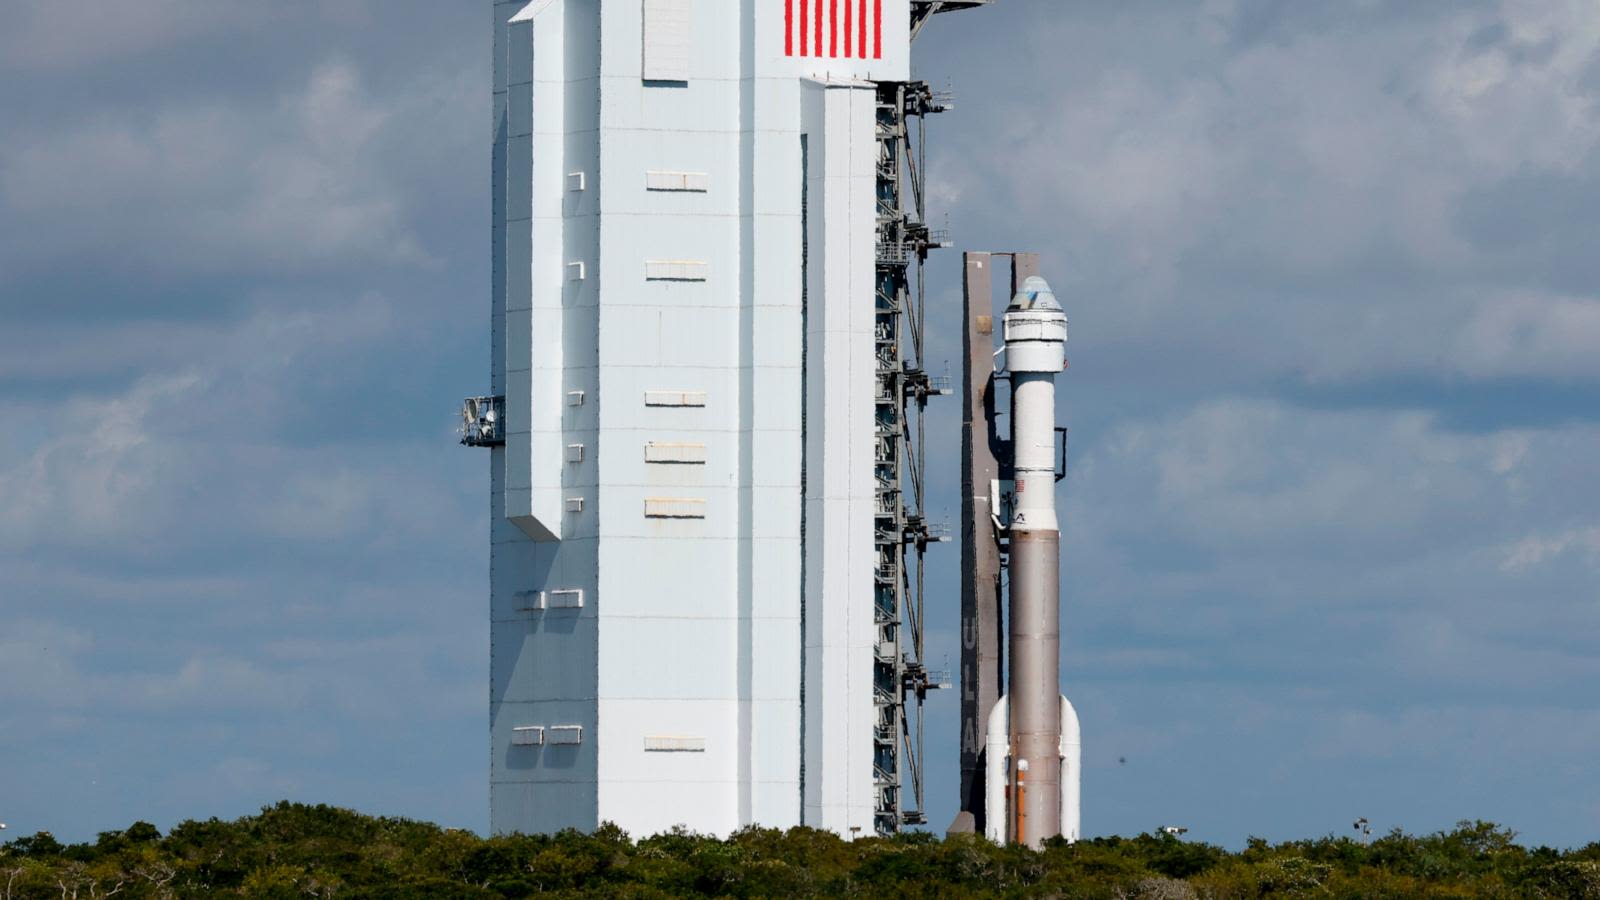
[785,0,884,60]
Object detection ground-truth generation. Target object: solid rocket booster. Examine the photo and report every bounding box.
[1003,276,1073,847]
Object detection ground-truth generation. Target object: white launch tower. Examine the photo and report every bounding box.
[468,0,981,839]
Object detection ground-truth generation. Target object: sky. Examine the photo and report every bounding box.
[2,0,1598,850]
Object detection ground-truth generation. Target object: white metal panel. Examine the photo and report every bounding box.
[844,86,881,835]
[491,0,605,841]
[490,581,600,685]
[736,2,808,832]
[596,712,741,835]
[599,617,736,697]
[748,366,803,431]
[601,82,742,152]
[491,780,593,835]
[605,129,734,217]
[657,306,738,368]
[641,0,691,81]
[749,484,802,541]
[501,0,571,544]
[592,537,736,619]
[602,306,663,368]
[799,79,878,837]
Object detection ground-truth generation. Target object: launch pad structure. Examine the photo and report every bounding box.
[463,0,1069,842]
[953,251,1037,836]
[869,71,950,836]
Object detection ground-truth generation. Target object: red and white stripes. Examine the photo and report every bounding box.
[785,0,883,60]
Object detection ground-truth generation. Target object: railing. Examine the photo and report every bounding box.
[876,242,910,267]
[459,396,506,447]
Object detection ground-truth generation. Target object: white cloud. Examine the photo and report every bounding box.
[0,60,426,274]
[0,373,205,544]
[1501,527,1600,572]
[0,0,376,71]
[0,293,459,553]
[931,0,1600,385]
[0,619,478,742]
[1455,291,1600,379]
[1422,0,1600,173]
[0,0,266,70]
[1084,398,1532,553]
[1068,397,1600,704]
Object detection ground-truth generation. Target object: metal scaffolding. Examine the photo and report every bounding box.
[872,1,989,832]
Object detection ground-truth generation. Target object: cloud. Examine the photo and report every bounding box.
[0,0,376,71]
[1080,398,1530,556]
[0,619,475,722]
[1066,397,1600,700]
[1052,393,1600,841]
[1454,291,1600,379]
[0,0,267,70]
[0,1,487,843]
[0,373,205,545]
[1501,527,1600,572]
[0,291,472,559]
[0,60,426,278]
[922,0,1600,389]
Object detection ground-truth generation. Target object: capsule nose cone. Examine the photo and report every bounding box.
[1009,276,1062,313]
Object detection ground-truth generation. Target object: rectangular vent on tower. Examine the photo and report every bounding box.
[514,590,544,612]
[565,497,585,513]
[566,444,585,463]
[511,726,544,747]
[567,261,586,280]
[644,735,706,752]
[645,497,706,519]
[645,442,707,464]
[547,589,584,610]
[645,260,707,282]
[645,390,707,408]
[646,170,709,192]
[567,171,586,192]
[548,725,584,745]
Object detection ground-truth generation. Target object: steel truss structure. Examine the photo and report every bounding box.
[872,0,990,832]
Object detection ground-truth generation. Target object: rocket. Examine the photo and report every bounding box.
[983,275,1081,848]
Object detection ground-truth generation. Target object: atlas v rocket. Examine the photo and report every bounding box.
[953,254,1080,848]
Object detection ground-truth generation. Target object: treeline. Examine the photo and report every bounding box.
[2,802,1598,898]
